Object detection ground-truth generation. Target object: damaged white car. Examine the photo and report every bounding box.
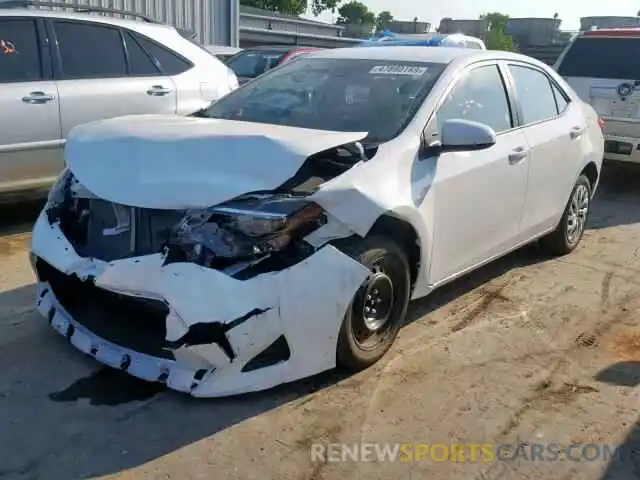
[30,47,604,397]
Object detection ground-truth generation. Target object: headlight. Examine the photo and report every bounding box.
[169,197,326,265]
[215,200,324,237]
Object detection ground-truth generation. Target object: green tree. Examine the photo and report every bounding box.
[484,29,516,51]
[337,1,375,25]
[240,0,341,16]
[481,12,508,32]
[376,10,394,31]
[311,0,342,16]
[479,12,517,51]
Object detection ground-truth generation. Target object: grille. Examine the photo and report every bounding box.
[36,258,173,359]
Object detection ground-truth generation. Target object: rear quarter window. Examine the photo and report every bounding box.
[558,36,640,79]
[132,33,193,76]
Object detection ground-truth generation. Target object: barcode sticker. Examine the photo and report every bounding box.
[369,65,428,76]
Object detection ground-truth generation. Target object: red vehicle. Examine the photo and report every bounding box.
[225,45,322,85]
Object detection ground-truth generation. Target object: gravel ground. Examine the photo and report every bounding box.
[0,163,639,480]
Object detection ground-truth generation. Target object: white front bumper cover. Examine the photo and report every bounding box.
[31,212,369,398]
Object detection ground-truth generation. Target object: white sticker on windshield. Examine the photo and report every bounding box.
[369,65,428,76]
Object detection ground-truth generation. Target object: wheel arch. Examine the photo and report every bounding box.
[367,212,424,294]
[580,161,599,193]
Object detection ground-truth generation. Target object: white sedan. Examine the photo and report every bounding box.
[31,46,604,397]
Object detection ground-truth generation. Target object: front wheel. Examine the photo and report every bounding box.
[336,235,411,371]
[540,174,592,256]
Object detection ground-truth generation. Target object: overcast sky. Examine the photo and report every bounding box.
[303,0,640,31]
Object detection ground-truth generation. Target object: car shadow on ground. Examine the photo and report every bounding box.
[589,162,640,230]
[0,281,353,479]
[0,243,553,479]
[596,362,640,479]
[0,199,44,235]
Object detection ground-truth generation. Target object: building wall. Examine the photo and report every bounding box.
[241,13,343,37]
[28,0,239,46]
[438,18,489,37]
[505,18,561,46]
[519,43,567,65]
[580,16,640,30]
[343,23,376,38]
[388,20,431,34]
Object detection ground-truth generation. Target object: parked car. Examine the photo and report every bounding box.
[555,27,640,163]
[358,33,486,50]
[31,46,603,397]
[204,45,243,62]
[225,45,323,85]
[0,1,238,203]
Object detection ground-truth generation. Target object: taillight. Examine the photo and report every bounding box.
[597,116,605,131]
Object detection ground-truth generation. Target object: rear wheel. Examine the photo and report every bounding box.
[540,174,592,256]
[336,235,411,371]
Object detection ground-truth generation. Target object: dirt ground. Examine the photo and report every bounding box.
[1,163,640,480]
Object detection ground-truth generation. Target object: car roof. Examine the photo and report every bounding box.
[0,6,175,31]
[310,46,529,65]
[360,34,484,47]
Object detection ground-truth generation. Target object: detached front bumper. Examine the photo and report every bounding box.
[31,211,369,397]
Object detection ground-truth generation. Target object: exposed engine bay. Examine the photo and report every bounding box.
[48,143,371,278]
[30,140,375,397]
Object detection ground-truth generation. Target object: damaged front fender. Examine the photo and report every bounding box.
[32,209,369,397]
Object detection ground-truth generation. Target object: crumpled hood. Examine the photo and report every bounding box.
[65,114,367,210]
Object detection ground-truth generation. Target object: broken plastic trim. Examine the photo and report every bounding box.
[166,307,272,360]
[241,335,291,372]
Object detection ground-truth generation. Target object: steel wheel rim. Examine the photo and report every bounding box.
[351,263,398,351]
[361,269,394,332]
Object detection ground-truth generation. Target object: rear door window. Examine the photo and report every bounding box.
[551,82,570,113]
[558,37,640,79]
[509,65,559,124]
[0,18,42,83]
[54,21,127,79]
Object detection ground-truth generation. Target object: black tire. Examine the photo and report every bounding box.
[336,235,411,371]
[539,174,592,256]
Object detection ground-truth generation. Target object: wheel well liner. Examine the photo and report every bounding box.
[369,215,421,290]
[581,162,599,190]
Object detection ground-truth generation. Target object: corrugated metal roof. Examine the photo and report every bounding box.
[0,0,238,46]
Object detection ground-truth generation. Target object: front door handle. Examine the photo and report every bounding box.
[146,85,172,96]
[22,91,54,104]
[508,146,529,164]
[570,126,584,139]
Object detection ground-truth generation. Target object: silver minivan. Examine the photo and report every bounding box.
[0,2,238,202]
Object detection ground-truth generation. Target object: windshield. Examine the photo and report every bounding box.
[558,37,640,79]
[226,49,286,78]
[199,58,446,144]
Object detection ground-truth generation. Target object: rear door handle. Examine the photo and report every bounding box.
[22,91,54,104]
[508,146,529,164]
[146,85,172,96]
[570,126,584,139]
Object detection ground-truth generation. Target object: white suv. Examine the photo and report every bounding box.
[555,28,640,163]
[0,1,238,201]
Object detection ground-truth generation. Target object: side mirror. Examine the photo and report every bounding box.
[421,119,496,157]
